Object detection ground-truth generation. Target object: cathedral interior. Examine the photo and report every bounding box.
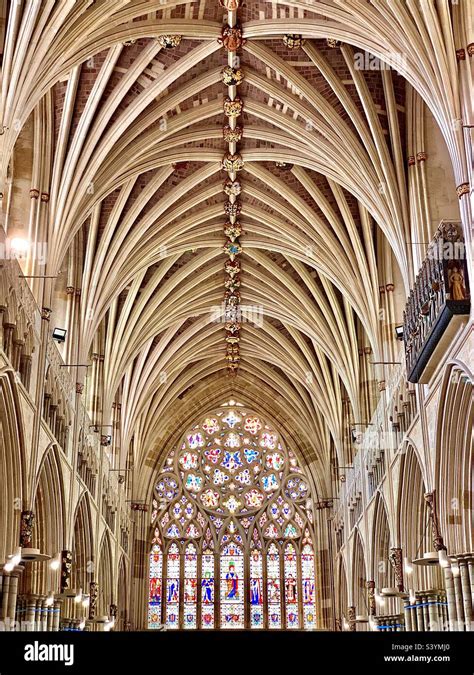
[0,0,472,636]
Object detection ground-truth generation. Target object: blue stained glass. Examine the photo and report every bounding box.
[221,451,243,472]
[244,448,260,463]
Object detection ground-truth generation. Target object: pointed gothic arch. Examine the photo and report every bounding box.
[435,362,473,554]
[0,368,26,562]
[147,405,318,629]
[71,493,95,596]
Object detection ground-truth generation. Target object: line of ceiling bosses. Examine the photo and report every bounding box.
[154,0,341,376]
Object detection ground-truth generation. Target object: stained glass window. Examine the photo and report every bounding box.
[267,542,282,629]
[148,543,162,629]
[147,407,317,629]
[301,534,317,630]
[183,543,197,629]
[284,542,299,629]
[250,547,264,628]
[165,543,180,629]
[201,548,215,629]
[220,541,244,628]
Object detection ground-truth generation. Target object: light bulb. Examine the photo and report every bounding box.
[438,550,449,568]
[4,562,14,573]
[45,592,54,607]
[10,237,29,253]
[74,588,82,603]
[11,547,22,566]
[82,597,89,609]
[50,553,61,571]
[404,557,413,574]
[79,620,85,630]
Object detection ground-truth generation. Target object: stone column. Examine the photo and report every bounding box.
[415,593,425,631]
[1,574,11,621]
[442,565,458,631]
[6,570,21,626]
[452,565,465,631]
[403,596,412,631]
[53,600,62,631]
[458,555,472,631]
[467,556,474,606]
[47,602,54,632]
[427,591,439,631]
[40,597,48,631]
[25,594,37,630]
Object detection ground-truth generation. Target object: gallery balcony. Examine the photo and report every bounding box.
[404,221,470,383]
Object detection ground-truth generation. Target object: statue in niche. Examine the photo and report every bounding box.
[448,265,467,300]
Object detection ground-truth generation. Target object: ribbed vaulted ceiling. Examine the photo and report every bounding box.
[0,0,466,499]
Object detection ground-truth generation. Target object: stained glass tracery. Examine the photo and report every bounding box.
[148,408,317,630]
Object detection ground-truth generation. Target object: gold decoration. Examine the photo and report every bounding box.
[223,124,243,143]
[283,34,306,49]
[225,291,241,306]
[224,221,242,241]
[218,25,246,52]
[222,66,245,86]
[225,321,241,334]
[223,97,243,118]
[226,333,240,345]
[224,276,241,291]
[223,179,242,197]
[456,182,469,198]
[224,260,241,277]
[326,38,341,48]
[224,200,242,217]
[222,153,244,173]
[157,35,182,48]
[223,240,242,261]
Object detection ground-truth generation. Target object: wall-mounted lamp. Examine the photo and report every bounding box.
[52,327,67,343]
[4,547,22,571]
[50,552,61,571]
[10,237,30,254]
[395,325,404,341]
[438,549,450,568]
[403,557,413,575]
